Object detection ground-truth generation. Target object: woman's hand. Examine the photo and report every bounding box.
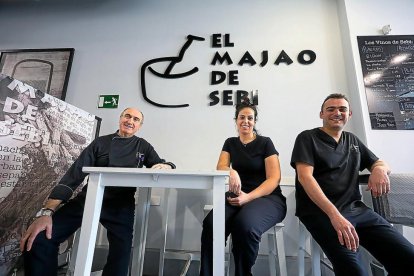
[227,191,251,206]
[228,169,242,195]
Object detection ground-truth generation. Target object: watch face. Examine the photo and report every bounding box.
[44,209,53,216]
[36,209,53,217]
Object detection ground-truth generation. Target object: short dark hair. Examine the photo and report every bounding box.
[321,93,350,111]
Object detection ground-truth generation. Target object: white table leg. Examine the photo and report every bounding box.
[158,188,170,276]
[298,221,306,276]
[131,187,152,276]
[311,238,321,276]
[212,176,226,276]
[73,173,104,276]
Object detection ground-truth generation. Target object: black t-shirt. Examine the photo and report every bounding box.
[222,135,283,196]
[290,128,378,217]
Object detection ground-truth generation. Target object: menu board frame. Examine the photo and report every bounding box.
[357,35,414,130]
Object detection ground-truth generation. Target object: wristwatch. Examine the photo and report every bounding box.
[35,208,54,218]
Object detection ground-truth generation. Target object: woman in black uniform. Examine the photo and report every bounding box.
[200,99,287,276]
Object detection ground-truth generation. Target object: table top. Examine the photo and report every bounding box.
[82,167,229,189]
[83,167,229,177]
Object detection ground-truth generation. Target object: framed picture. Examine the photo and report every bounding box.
[0,48,74,100]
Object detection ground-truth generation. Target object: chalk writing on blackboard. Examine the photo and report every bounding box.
[369,112,396,130]
[358,35,414,130]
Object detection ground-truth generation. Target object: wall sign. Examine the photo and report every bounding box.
[98,94,119,108]
[140,34,316,108]
[357,35,414,130]
[208,33,316,107]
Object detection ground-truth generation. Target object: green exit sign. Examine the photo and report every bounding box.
[98,95,119,108]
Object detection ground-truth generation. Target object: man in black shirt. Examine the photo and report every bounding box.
[291,94,414,275]
[20,107,175,276]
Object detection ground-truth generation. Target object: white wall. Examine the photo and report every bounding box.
[3,0,411,258]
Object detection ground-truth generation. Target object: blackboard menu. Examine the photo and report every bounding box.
[357,35,414,130]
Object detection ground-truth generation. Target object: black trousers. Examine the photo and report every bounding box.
[301,206,414,276]
[23,196,135,276]
[200,193,286,276]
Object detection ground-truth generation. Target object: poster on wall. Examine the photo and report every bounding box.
[357,35,414,130]
[0,48,74,101]
[0,73,95,275]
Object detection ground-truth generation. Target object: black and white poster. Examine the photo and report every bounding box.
[357,35,414,130]
[0,74,95,275]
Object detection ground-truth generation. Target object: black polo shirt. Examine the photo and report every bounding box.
[290,128,378,217]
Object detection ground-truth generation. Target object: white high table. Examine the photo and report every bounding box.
[74,167,228,276]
